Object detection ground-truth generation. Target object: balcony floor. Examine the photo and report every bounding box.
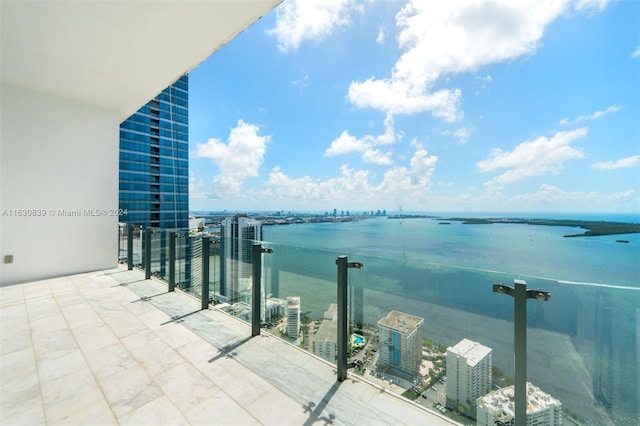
[0,268,456,425]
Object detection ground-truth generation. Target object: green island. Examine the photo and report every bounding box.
[444,218,640,238]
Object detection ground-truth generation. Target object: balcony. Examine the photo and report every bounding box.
[1,222,636,425]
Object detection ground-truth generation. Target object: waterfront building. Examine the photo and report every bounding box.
[119,76,188,230]
[220,215,263,302]
[287,296,301,339]
[377,310,424,380]
[265,297,285,324]
[476,382,562,426]
[446,338,492,415]
[313,304,338,362]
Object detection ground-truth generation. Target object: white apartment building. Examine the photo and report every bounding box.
[313,304,338,362]
[287,296,301,339]
[446,338,492,413]
[476,382,562,426]
[377,310,424,380]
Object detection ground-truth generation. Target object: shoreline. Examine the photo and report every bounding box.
[443,217,640,238]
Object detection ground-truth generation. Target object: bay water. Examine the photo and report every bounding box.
[261,214,639,424]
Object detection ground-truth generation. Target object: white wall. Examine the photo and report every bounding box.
[0,83,119,285]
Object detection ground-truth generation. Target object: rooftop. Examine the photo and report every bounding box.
[377,310,424,334]
[0,268,455,425]
[447,338,492,367]
[477,382,562,416]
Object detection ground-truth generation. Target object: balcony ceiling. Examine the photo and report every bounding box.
[0,0,281,120]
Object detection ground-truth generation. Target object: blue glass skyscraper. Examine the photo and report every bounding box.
[119,75,189,230]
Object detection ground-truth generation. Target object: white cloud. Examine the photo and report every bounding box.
[441,127,473,144]
[325,115,400,164]
[560,105,623,125]
[325,130,369,156]
[454,127,472,144]
[349,81,462,121]
[632,46,640,58]
[511,184,639,209]
[385,184,639,213]
[574,0,612,12]
[362,149,393,165]
[265,149,438,205]
[477,127,588,186]
[267,0,357,52]
[376,25,386,44]
[195,120,270,198]
[348,0,570,121]
[576,105,622,122]
[593,155,640,171]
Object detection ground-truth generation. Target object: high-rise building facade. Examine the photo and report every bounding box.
[446,338,492,414]
[220,215,263,302]
[119,75,189,230]
[377,310,424,380]
[476,382,562,426]
[287,296,301,339]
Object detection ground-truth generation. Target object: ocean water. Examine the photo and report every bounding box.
[261,215,640,424]
[264,216,639,287]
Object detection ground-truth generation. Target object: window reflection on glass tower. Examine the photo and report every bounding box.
[118,76,190,285]
[220,215,263,303]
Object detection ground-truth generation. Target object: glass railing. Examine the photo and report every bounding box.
[118,223,142,267]
[118,223,639,425]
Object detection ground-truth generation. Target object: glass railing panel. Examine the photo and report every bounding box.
[262,241,339,357]
[118,223,127,264]
[181,234,203,299]
[210,237,340,359]
[209,236,251,309]
[175,232,191,289]
[346,252,639,425]
[131,225,143,268]
[148,228,164,279]
[206,237,221,304]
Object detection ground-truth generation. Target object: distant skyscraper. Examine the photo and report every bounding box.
[446,338,492,414]
[220,215,263,302]
[476,382,562,426]
[287,296,301,339]
[377,310,424,380]
[119,75,189,230]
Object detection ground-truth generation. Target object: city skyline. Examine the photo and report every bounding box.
[188,0,638,214]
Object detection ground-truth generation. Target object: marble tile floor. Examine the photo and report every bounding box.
[0,268,456,425]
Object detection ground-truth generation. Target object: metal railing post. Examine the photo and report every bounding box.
[514,280,527,426]
[252,243,273,337]
[493,279,550,426]
[201,237,210,310]
[144,228,152,279]
[336,255,363,382]
[127,224,133,270]
[168,232,176,292]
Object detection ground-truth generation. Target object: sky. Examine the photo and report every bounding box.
[188,0,639,214]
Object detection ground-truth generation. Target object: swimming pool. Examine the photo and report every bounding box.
[352,334,365,346]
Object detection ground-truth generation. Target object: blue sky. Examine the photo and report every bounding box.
[188,0,639,214]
